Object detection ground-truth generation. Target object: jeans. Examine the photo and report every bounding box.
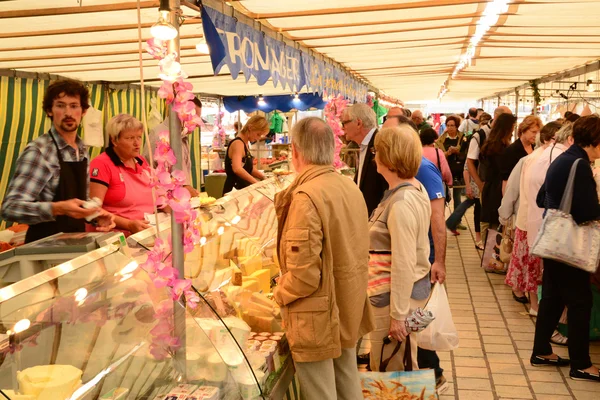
[452,187,463,213]
[417,347,443,379]
[446,197,481,232]
[532,258,593,371]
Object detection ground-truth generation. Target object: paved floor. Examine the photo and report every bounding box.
[439,209,600,400]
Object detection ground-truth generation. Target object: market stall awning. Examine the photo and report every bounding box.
[2,0,600,102]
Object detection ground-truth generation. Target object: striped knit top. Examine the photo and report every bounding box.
[368,182,432,320]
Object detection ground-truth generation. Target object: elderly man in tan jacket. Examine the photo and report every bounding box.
[274,117,375,400]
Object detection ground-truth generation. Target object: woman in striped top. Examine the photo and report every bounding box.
[368,126,432,372]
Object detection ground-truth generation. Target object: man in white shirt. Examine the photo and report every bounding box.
[459,107,479,135]
[341,103,387,216]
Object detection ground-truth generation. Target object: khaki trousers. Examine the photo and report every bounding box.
[369,297,427,372]
[295,347,363,400]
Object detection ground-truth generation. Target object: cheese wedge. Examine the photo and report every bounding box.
[250,269,271,293]
[241,277,260,293]
[17,365,82,400]
[238,256,262,276]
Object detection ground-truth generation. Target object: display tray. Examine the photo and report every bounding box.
[14,232,106,255]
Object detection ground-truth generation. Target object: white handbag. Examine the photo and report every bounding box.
[530,158,600,273]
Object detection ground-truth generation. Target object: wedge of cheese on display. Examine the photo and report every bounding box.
[230,260,243,286]
[238,255,262,276]
[241,277,260,293]
[251,292,275,309]
[237,237,260,258]
[17,365,82,400]
[250,269,271,293]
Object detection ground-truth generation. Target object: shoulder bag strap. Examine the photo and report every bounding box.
[435,148,442,171]
[559,158,582,214]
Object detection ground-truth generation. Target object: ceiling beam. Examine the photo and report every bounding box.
[307,36,467,49]
[246,1,492,20]
[3,55,211,71]
[290,23,475,41]
[0,19,201,39]
[0,34,204,53]
[1,46,208,63]
[281,12,505,32]
[0,1,159,19]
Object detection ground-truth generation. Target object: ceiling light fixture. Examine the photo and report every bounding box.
[441,0,510,99]
[151,0,178,41]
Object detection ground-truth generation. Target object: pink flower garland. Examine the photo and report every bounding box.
[141,38,206,359]
[324,95,349,169]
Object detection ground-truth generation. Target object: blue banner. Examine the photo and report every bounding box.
[201,6,367,102]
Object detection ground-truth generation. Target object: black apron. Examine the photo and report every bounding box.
[223,137,254,195]
[25,132,88,243]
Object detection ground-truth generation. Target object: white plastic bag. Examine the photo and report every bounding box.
[416,283,459,351]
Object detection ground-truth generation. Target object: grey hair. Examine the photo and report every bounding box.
[106,114,143,146]
[554,121,573,145]
[344,103,377,130]
[292,117,334,165]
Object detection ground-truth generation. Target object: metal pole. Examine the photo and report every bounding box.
[167,0,186,379]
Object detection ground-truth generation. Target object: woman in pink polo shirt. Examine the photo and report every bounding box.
[89,114,154,236]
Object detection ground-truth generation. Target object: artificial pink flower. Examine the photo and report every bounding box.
[154,141,177,166]
[158,130,170,142]
[153,266,179,288]
[171,279,192,301]
[146,38,168,60]
[171,170,187,185]
[157,171,175,191]
[158,81,175,104]
[184,289,200,309]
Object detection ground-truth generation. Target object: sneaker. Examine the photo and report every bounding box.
[436,375,449,395]
[457,223,467,230]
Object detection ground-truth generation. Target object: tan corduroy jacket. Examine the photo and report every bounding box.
[273,165,375,363]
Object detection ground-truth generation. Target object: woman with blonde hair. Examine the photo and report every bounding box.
[223,115,269,194]
[368,126,432,372]
[89,114,154,236]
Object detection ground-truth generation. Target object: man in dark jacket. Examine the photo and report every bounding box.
[341,103,387,216]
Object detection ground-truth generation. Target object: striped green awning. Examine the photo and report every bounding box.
[0,76,203,230]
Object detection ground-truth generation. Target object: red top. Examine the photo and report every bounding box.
[89,148,154,222]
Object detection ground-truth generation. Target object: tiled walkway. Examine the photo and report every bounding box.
[440,209,600,400]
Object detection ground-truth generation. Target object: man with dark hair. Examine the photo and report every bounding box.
[144,96,202,196]
[459,107,479,135]
[1,79,114,242]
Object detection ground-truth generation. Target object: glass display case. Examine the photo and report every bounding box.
[126,175,297,398]
[0,243,277,399]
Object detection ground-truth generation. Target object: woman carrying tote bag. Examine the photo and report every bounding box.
[530,115,600,383]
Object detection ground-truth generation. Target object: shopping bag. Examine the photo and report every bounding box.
[417,283,459,351]
[482,227,507,274]
[360,368,436,399]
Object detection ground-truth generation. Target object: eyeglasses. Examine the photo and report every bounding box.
[341,119,354,127]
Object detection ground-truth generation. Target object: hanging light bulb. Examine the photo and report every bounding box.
[151,2,177,41]
[196,39,210,54]
[587,79,595,93]
[294,92,300,100]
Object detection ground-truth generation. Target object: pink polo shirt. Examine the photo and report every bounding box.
[89,148,154,221]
